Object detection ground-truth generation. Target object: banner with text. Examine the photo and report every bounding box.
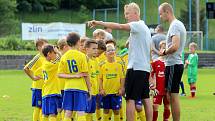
[22,22,86,40]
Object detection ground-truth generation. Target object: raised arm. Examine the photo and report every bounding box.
[88,20,130,31]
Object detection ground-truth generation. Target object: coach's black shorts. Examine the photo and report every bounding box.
[125,69,150,100]
[165,64,184,93]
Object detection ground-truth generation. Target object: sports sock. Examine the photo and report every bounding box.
[163,109,170,121]
[138,110,146,121]
[96,109,102,120]
[49,116,57,121]
[103,113,109,121]
[153,111,158,121]
[33,107,40,121]
[114,114,120,121]
[86,113,93,121]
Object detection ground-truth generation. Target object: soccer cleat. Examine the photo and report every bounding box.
[180,93,186,96]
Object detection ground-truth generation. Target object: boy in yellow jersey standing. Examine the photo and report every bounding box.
[58,32,91,121]
[84,40,99,121]
[95,39,106,121]
[99,44,125,121]
[35,45,61,121]
[23,39,48,121]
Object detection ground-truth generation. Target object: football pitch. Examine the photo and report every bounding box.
[0,69,215,121]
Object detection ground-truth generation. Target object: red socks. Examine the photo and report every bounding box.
[190,86,196,97]
[153,111,158,121]
[163,109,170,121]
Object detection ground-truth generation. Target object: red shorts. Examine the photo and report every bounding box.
[153,95,169,105]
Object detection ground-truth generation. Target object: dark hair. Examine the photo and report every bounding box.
[84,39,98,48]
[97,39,106,51]
[42,44,54,57]
[157,24,164,32]
[67,32,80,47]
[105,39,116,46]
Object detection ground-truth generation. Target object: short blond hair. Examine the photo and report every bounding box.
[124,2,140,16]
[80,36,90,43]
[34,38,48,49]
[159,2,173,13]
[57,38,67,50]
[189,42,198,49]
[93,29,105,38]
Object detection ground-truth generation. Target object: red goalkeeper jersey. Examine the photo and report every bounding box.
[151,59,166,95]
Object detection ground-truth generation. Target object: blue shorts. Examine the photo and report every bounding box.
[58,90,64,109]
[42,95,61,115]
[63,90,88,111]
[135,100,143,106]
[96,94,103,108]
[31,89,42,108]
[86,96,96,113]
[102,94,121,110]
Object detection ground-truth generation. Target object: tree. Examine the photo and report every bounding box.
[179,0,206,34]
[17,0,60,12]
[0,0,18,36]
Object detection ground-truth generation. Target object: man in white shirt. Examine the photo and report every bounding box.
[88,2,152,121]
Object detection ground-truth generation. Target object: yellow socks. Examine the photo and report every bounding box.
[86,113,93,121]
[108,110,112,120]
[57,112,62,121]
[33,107,40,121]
[42,116,48,121]
[114,114,120,121]
[96,109,102,120]
[77,115,86,121]
[49,116,57,121]
[103,113,109,121]
[119,107,124,120]
[63,117,71,121]
[137,110,146,121]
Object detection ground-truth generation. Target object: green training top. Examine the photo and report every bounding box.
[187,53,198,79]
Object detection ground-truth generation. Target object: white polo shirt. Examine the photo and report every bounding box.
[127,20,152,72]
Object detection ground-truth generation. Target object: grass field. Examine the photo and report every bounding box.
[0,69,215,121]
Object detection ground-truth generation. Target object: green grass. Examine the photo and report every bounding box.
[0,69,215,120]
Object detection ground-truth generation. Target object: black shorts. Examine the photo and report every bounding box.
[165,64,184,93]
[125,69,150,100]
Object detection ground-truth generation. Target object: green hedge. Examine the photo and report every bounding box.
[0,35,35,50]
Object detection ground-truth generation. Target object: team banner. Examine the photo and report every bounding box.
[22,22,86,40]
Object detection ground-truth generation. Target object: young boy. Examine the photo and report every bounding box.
[185,42,198,98]
[94,39,107,121]
[57,32,91,121]
[105,39,125,121]
[79,36,90,53]
[23,38,48,121]
[99,44,125,121]
[35,44,61,121]
[93,29,106,41]
[84,39,99,121]
[151,41,170,121]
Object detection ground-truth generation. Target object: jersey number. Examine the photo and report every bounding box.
[67,60,78,73]
[43,70,48,80]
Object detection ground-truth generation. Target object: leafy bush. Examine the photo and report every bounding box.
[0,35,35,50]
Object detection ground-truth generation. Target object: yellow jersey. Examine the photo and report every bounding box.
[58,49,89,91]
[87,57,99,95]
[35,58,61,97]
[99,60,124,94]
[121,54,128,75]
[96,52,106,65]
[24,53,45,89]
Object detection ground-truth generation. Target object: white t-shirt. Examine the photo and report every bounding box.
[127,20,152,72]
[165,19,186,66]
